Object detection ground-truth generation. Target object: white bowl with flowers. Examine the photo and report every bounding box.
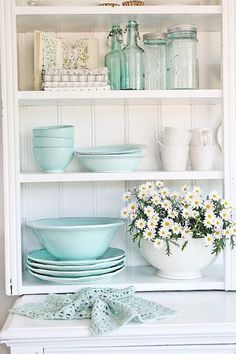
[121,181,236,280]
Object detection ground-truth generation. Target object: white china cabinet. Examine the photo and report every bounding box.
[1,0,236,353]
[1,0,236,295]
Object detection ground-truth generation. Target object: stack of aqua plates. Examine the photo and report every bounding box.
[75,144,146,172]
[27,248,126,284]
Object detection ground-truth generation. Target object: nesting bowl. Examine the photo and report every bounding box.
[28,217,125,260]
[33,147,74,173]
[33,136,74,148]
[33,125,74,138]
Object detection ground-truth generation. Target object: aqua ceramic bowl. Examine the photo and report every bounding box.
[33,136,74,148]
[28,217,125,260]
[33,125,74,138]
[75,152,144,172]
[33,147,74,173]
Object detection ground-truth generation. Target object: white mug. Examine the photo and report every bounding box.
[190,128,214,147]
[155,127,192,146]
[190,146,216,171]
[160,145,189,171]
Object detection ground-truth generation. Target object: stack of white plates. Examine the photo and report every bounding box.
[27,248,126,284]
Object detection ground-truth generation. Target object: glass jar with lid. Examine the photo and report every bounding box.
[143,32,167,90]
[167,24,199,89]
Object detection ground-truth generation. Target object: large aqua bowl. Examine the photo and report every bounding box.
[33,125,74,138]
[28,217,125,260]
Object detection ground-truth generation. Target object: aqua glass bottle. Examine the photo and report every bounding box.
[122,20,144,90]
[105,25,125,90]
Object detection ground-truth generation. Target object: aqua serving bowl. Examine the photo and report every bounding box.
[75,152,144,172]
[33,125,74,138]
[33,136,74,148]
[28,217,125,260]
[33,147,74,173]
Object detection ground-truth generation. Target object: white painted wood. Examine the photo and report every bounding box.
[20,265,224,294]
[2,291,236,351]
[16,5,221,33]
[221,0,236,291]
[19,171,224,183]
[17,90,222,106]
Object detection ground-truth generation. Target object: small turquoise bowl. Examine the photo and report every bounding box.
[33,147,74,173]
[33,136,74,148]
[75,152,144,172]
[28,217,125,260]
[33,125,74,138]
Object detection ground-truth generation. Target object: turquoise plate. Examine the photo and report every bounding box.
[28,264,125,284]
[27,256,126,271]
[27,260,125,277]
[27,248,125,265]
[76,144,146,155]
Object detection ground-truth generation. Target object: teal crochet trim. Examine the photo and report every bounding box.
[11,286,177,336]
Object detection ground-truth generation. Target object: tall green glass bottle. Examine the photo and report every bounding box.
[105,25,125,90]
[122,20,144,90]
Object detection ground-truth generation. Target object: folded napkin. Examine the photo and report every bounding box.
[11,286,177,336]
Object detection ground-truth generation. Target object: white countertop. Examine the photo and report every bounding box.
[1,291,236,348]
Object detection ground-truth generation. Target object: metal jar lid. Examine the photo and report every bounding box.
[143,32,167,41]
[167,24,198,33]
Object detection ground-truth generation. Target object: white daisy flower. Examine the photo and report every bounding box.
[171,191,179,199]
[220,209,231,221]
[186,192,195,203]
[181,184,189,193]
[149,214,160,223]
[138,190,148,200]
[161,218,173,229]
[139,183,148,192]
[204,200,214,210]
[223,227,232,239]
[168,209,178,218]
[210,191,220,201]
[193,186,202,195]
[153,238,165,250]
[223,200,231,208]
[161,200,171,210]
[160,187,170,197]
[155,180,164,188]
[205,211,215,225]
[214,217,223,229]
[144,206,155,217]
[128,202,138,214]
[150,190,159,198]
[191,197,202,208]
[191,210,199,218]
[205,234,214,246]
[121,191,131,202]
[214,229,222,239]
[147,219,158,229]
[159,227,171,239]
[145,181,155,191]
[181,228,193,240]
[151,196,161,206]
[204,218,213,229]
[130,213,137,221]
[120,207,129,219]
[182,207,193,219]
[144,228,155,241]
[172,223,181,235]
[135,218,146,230]
[232,223,236,236]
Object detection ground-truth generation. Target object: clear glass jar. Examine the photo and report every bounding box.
[143,32,167,90]
[167,24,199,89]
[105,25,125,90]
[122,20,144,90]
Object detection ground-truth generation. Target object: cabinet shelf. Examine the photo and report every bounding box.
[16,5,221,33]
[17,90,222,106]
[21,265,224,295]
[20,170,224,183]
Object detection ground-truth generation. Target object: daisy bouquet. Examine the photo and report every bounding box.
[121,181,236,256]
